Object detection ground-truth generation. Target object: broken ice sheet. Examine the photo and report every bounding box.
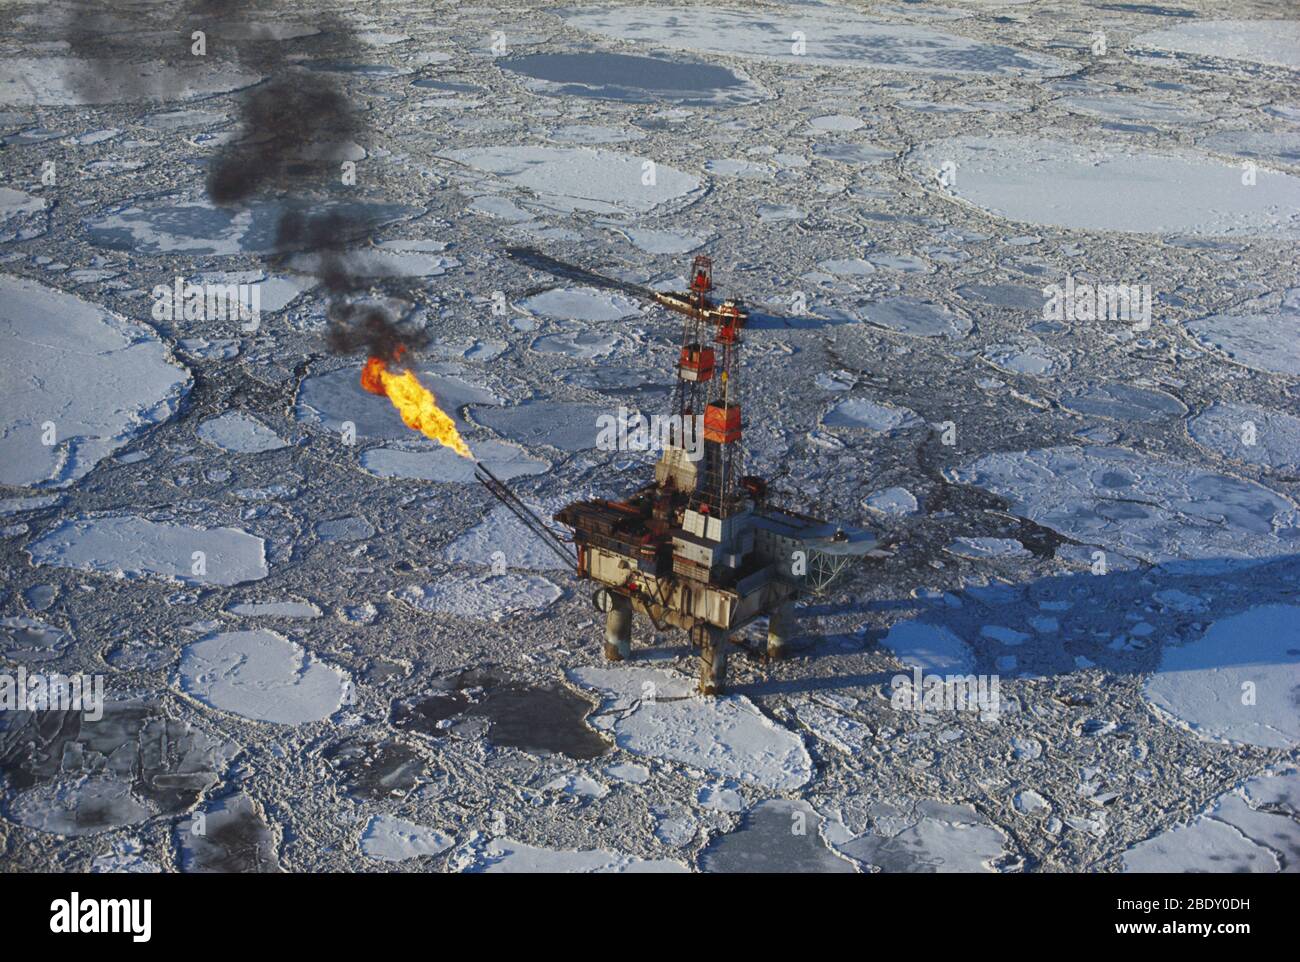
[559,5,1077,76]
[947,446,1300,566]
[702,799,855,873]
[0,700,239,836]
[831,799,1008,872]
[178,629,350,725]
[178,793,279,872]
[468,838,687,873]
[28,515,268,586]
[0,275,190,487]
[568,666,813,791]
[393,572,561,621]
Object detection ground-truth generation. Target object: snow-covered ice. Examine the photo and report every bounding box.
[570,666,813,790]
[913,136,1300,238]
[360,815,453,861]
[196,412,288,454]
[0,275,189,487]
[178,629,350,725]
[1144,605,1300,749]
[28,515,268,586]
[394,572,561,621]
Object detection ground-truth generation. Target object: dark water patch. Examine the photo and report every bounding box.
[179,793,280,873]
[701,799,854,873]
[468,683,610,760]
[0,700,238,826]
[500,51,759,106]
[323,736,425,797]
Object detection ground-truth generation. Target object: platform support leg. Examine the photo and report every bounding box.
[698,625,729,696]
[604,595,632,661]
[768,600,795,660]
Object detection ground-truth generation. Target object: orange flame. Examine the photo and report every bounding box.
[361,356,473,459]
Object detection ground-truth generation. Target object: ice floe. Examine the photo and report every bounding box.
[912,136,1300,238]
[831,799,1008,872]
[470,838,688,873]
[1132,20,1300,71]
[1188,403,1300,473]
[197,412,289,454]
[360,814,453,862]
[438,146,701,216]
[569,666,813,791]
[1061,382,1187,422]
[500,51,767,106]
[560,5,1076,77]
[1144,605,1300,749]
[179,793,279,872]
[446,503,572,572]
[394,572,561,621]
[1184,310,1300,377]
[880,620,975,673]
[0,275,189,487]
[702,799,855,872]
[948,446,1299,566]
[516,286,641,321]
[0,58,260,106]
[0,700,238,837]
[178,629,350,725]
[28,515,268,586]
[823,398,923,432]
[84,197,419,256]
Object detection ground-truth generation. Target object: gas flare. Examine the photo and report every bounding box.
[361,356,472,459]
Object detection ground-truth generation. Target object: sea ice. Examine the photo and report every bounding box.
[516,286,641,321]
[438,146,701,216]
[880,620,975,673]
[1184,310,1300,377]
[28,515,268,586]
[471,838,688,873]
[0,58,259,106]
[823,398,923,432]
[196,412,288,454]
[1188,402,1300,473]
[394,572,561,621]
[0,275,189,487]
[1132,19,1300,70]
[912,137,1300,238]
[360,815,453,861]
[178,629,350,725]
[569,666,813,791]
[560,5,1077,77]
[1144,605,1300,749]
[445,503,572,572]
[1061,382,1187,422]
[948,446,1299,565]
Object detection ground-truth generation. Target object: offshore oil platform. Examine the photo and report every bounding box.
[479,250,876,695]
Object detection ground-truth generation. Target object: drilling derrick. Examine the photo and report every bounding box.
[493,247,878,696]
